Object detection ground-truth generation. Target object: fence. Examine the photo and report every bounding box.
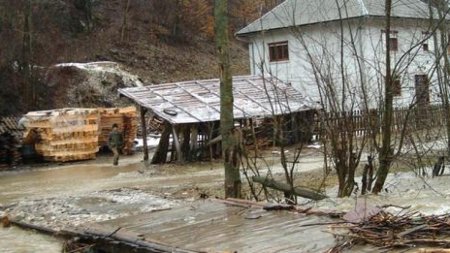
[313,105,447,142]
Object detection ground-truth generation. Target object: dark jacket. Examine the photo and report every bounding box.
[108,130,123,148]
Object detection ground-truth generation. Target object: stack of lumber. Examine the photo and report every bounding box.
[98,106,137,155]
[0,117,22,169]
[147,116,164,134]
[22,108,100,162]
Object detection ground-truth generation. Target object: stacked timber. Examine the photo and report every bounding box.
[98,106,137,155]
[147,116,164,134]
[22,109,100,162]
[0,117,22,169]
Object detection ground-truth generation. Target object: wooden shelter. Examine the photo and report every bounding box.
[119,75,319,164]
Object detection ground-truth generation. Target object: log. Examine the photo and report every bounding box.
[252,176,328,200]
[8,217,197,253]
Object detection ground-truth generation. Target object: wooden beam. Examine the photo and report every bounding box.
[246,78,290,112]
[181,125,191,161]
[172,125,183,162]
[151,88,203,122]
[140,107,149,161]
[195,81,248,116]
[252,176,328,200]
[151,122,171,164]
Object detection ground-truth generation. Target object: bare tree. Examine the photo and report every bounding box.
[215,0,242,198]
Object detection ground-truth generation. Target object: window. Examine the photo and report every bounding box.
[269,41,289,62]
[415,74,430,105]
[389,37,398,51]
[422,31,430,52]
[382,30,398,52]
[393,77,401,96]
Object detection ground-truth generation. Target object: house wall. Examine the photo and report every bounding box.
[247,17,444,110]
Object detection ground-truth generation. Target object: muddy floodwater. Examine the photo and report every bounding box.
[0,226,61,253]
[1,152,450,252]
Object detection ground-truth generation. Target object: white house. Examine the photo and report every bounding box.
[236,0,450,110]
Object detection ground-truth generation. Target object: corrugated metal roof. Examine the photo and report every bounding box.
[119,75,319,124]
[236,0,444,36]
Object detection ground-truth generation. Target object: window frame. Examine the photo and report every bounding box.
[268,41,289,62]
[392,77,401,97]
[414,74,430,105]
[381,30,399,52]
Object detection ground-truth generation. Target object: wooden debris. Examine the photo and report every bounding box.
[328,209,450,251]
[7,217,197,253]
[1,216,10,228]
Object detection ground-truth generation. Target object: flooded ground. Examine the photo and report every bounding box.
[1,149,450,252]
[0,226,61,253]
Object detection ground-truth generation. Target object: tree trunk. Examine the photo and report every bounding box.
[252,176,327,200]
[433,1,450,158]
[22,0,33,111]
[120,0,131,42]
[215,0,241,198]
[373,0,393,194]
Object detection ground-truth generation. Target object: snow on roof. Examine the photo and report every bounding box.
[236,0,446,36]
[119,75,319,124]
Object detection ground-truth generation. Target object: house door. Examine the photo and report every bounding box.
[414,74,429,106]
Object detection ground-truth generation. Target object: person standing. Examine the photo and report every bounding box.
[108,123,123,166]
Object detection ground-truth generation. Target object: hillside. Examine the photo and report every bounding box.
[0,0,276,116]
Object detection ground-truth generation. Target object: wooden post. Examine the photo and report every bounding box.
[151,122,171,164]
[140,107,149,161]
[181,125,191,161]
[172,125,183,162]
[190,125,198,160]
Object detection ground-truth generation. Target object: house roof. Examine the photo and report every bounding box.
[118,75,319,125]
[236,0,445,36]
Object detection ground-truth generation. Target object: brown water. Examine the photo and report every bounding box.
[0,227,61,253]
[2,153,444,252]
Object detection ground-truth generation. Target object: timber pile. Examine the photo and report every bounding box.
[147,115,164,134]
[23,109,100,162]
[0,117,22,169]
[328,210,450,252]
[98,106,137,155]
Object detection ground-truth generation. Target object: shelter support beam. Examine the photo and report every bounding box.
[140,107,149,161]
[151,122,171,164]
[172,125,183,162]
